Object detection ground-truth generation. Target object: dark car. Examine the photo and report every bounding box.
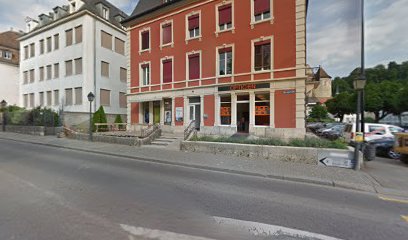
[321,125,346,140]
[369,138,400,159]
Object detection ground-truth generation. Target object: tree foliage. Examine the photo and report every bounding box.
[92,106,107,131]
[309,104,328,121]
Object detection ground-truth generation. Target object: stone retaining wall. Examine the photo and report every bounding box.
[3,125,62,136]
[66,132,139,146]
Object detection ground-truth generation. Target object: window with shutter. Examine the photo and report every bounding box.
[47,91,52,106]
[30,69,35,83]
[40,39,44,54]
[101,31,112,49]
[39,67,44,81]
[162,60,172,83]
[119,92,126,108]
[65,29,73,46]
[141,31,150,50]
[46,65,52,80]
[29,93,34,108]
[218,4,232,31]
[100,89,111,106]
[115,38,125,55]
[75,87,82,105]
[54,34,59,50]
[75,25,82,43]
[47,37,52,52]
[75,58,82,75]
[65,89,73,105]
[24,46,28,59]
[54,63,59,78]
[101,61,109,77]
[162,23,172,45]
[254,0,271,21]
[120,67,127,82]
[54,90,60,105]
[65,60,73,76]
[188,54,200,80]
[188,14,200,38]
[30,43,35,57]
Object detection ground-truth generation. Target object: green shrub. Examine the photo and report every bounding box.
[92,106,107,132]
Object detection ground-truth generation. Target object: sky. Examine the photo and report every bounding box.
[0,0,407,78]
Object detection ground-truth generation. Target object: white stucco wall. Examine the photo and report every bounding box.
[0,62,19,106]
[19,13,127,117]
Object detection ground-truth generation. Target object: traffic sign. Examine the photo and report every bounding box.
[318,151,353,169]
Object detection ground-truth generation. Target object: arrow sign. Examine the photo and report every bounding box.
[318,151,353,169]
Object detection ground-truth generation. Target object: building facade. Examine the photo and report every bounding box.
[123,0,308,138]
[19,0,128,127]
[0,30,23,106]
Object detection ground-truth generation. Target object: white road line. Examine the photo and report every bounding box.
[120,224,216,240]
[213,216,343,240]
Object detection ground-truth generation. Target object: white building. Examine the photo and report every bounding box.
[0,30,23,106]
[19,0,128,128]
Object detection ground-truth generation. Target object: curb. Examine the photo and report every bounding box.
[0,135,378,194]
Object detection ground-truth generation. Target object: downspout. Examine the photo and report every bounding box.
[93,17,97,112]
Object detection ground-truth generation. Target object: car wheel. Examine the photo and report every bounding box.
[387,149,400,159]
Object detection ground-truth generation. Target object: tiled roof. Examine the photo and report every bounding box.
[123,0,183,25]
[0,31,23,50]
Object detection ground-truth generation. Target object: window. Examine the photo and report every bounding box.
[220,95,231,125]
[24,46,28,59]
[30,43,35,57]
[54,34,59,50]
[65,60,73,76]
[254,0,271,22]
[162,59,172,83]
[46,37,52,52]
[39,39,44,54]
[141,64,150,86]
[188,14,200,38]
[254,41,271,71]
[115,37,125,55]
[75,58,82,75]
[120,67,127,82]
[188,53,200,80]
[47,91,52,106]
[66,29,73,46]
[23,94,28,108]
[29,69,35,83]
[54,63,59,78]
[368,125,386,135]
[219,47,232,76]
[255,93,270,126]
[29,93,34,108]
[218,4,232,31]
[65,88,73,106]
[39,67,44,81]
[54,90,59,105]
[46,65,52,80]
[101,31,112,49]
[101,61,109,77]
[4,51,12,59]
[102,7,109,20]
[161,23,172,46]
[23,71,28,84]
[140,30,150,51]
[100,89,111,106]
[119,92,126,108]
[39,92,44,106]
[75,25,82,43]
[74,87,82,105]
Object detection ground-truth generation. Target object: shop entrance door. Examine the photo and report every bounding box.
[153,101,160,124]
[237,103,250,133]
[189,104,201,130]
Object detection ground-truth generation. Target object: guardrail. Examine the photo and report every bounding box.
[184,120,197,140]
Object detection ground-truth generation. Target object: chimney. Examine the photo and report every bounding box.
[53,6,68,20]
[38,13,52,26]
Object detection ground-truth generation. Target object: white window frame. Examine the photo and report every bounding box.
[251,36,274,75]
[4,51,12,60]
[185,50,202,81]
[160,19,174,49]
[185,11,202,42]
[219,94,232,126]
[102,6,109,20]
[215,1,235,35]
[139,27,151,53]
[250,0,274,27]
[160,56,174,85]
[254,92,271,126]
[139,61,151,87]
[216,44,234,77]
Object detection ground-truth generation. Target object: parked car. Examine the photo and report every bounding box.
[394,133,408,164]
[316,123,344,135]
[343,123,404,143]
[369,138,400,159]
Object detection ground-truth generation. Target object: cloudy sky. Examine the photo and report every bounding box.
[0,0,407,78]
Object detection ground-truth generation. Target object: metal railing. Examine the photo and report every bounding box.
[140,124,160,138]
[184,120,197,140]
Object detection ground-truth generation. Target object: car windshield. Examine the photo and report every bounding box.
[389,126,403,134]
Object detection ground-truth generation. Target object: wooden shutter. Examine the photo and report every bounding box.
[101,61,109,77]
[119,92,126,108]
[75,25,83,43]
[100,89,111,106]
[54,34,59,50]
[115,38,125,55]
[120,68,127,82]
[188,15,199,30]
[141,31,149,50]
[75,87,82,105]
[65,60,73,76]
[47,91,52,106]
[24,46,28,59]
[163,60,172,83]
[29,69,35,83]
[101,31,112,49]
[65,89,73,105]
[47,65,52,80]
[54,90,59,105]
[219,47,232,54]
[39,67,44,81]
[254,0,270,15]
[189,54,200,80]
[162,24,172,44]
[47,37,52,52]
[219,5,232,25]
[65,29,73,46]
[54,63,59,78]
[75,58,82,74]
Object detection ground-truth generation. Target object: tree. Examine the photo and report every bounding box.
[364,83,384,122]
[92,106,107,131]
[325,92,354,122]
[309,104,328,122]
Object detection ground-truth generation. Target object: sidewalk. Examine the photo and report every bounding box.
[0,131,403,196]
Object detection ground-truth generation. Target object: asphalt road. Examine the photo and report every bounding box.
[0,138,407,240]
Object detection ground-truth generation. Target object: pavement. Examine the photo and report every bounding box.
[1,131,407,198]
[1,138,407,240]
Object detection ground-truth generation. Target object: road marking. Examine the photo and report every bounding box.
[402,215,408,223]
[378,195,408,204]
[213,216,342,240]
[120,224,216,240]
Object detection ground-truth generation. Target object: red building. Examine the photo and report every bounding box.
[123,0,308,138]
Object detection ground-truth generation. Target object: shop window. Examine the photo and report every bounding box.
[188,14,200,39]
[254,41,271,71]
[255,93,270,126]
[143,102,150,124]
[162,23,172,46]
[220,95,231,125]
[254,0,271,22]
[162,59,173,83]
[219,47,232,76]
[188,53,200,80]
[164,98,172,125]
[218,4,232,31]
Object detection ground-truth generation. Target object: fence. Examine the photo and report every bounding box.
[3,108,61,128]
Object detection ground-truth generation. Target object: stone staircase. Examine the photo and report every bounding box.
[148,134,183,149]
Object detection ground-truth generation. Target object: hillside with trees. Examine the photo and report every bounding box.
[326,61,408,123]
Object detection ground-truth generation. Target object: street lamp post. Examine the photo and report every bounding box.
[1,100,7,132]
[353,78,366,170]
[87,92,95,141]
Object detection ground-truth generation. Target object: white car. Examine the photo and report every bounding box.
[344,123,404,142]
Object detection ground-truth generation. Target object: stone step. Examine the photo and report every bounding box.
[160,136,182,140]
[154,138,174,143]
[151,141,169,146]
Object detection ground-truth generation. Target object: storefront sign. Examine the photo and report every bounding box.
[218,83,270,92]
[175,107,183,122]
